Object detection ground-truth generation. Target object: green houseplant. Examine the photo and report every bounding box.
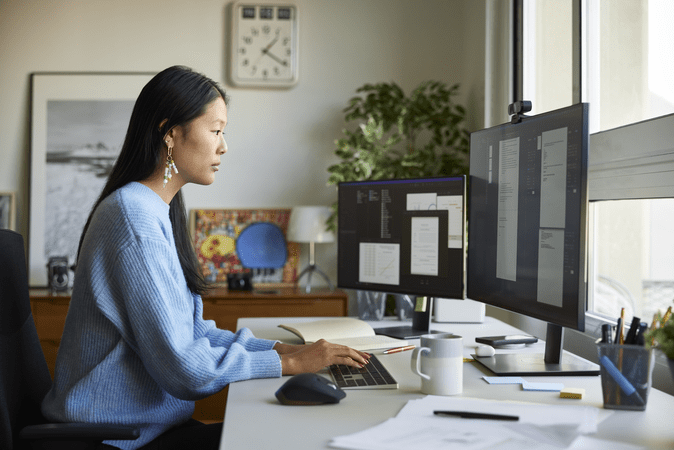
[326,80,470,232]
[326,80,470,318]
[646,305,674,378]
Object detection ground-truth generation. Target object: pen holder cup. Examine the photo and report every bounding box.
[597,344,655,411]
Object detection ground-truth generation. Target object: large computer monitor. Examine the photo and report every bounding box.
[338,176,466,339]
[467,102,599,376]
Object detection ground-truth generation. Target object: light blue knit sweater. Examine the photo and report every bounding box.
[41,182,282,449]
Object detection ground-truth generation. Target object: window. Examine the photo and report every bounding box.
[585,0,674,323]
[591,199,674,322]
[523,0,674,326]
[522,0,574,115]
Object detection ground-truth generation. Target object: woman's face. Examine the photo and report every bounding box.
[170,96,228,186]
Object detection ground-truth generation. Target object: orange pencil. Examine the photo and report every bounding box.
[662,306,672,326]
[382,345,415,354]
[618,307,626,345]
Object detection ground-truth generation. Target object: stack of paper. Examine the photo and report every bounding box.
[329,396,637,450]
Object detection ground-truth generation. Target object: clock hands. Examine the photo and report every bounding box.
[262,49,288,66]
[251,36,276,68]
[262,36,279,52]
[261,36,288,66]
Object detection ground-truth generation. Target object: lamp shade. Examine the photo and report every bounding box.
[286,206,335,243]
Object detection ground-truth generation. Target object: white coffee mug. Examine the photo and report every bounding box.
[411,333,463,395]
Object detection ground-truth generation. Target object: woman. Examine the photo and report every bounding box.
[41,66,369,450]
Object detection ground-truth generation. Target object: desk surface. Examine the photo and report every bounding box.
[221,317,674,450]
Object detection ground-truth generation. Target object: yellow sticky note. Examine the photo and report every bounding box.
[415,296,427,312]
[560,388,585,399]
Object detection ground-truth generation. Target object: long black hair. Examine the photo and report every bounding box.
[78,66,228,296]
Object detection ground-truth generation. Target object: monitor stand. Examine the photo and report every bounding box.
[473,323,600,376]
[374,297,444,340]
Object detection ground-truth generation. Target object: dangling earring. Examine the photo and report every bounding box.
[163,141,179,188]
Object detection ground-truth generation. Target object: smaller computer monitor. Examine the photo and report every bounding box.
[337,176,466,339]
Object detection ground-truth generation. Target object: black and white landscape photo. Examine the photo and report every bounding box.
[45,100,134,269]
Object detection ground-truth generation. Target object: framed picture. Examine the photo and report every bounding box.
[29,72,154,286]
[0,191,16,230]
[190,208,300,287]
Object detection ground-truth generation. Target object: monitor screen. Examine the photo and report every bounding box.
[467,103,598,375]
[337,176,466,300]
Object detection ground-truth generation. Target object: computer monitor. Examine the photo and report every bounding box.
[467,102,599,376]
[337,176,466,339]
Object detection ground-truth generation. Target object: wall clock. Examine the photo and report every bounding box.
[230,3,299,88]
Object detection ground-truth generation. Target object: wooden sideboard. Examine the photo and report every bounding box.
[29,286,348,421]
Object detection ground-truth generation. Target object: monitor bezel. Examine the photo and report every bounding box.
[466,103,590,333]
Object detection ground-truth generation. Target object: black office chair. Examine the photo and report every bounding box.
[0,229,139,450]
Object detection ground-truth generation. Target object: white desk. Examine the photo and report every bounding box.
[220,317,674,449]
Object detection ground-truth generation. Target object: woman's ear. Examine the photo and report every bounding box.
[163,133,174,149]
[159,119,173,147]
[162,126,176,149]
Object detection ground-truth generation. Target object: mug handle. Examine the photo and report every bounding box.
[411,347,431,380]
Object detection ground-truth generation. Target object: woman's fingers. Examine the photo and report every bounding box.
[281,340,371,374]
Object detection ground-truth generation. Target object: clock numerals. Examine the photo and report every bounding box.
[237,26,292,80]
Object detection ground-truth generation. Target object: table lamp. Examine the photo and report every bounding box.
[287,206,335,293]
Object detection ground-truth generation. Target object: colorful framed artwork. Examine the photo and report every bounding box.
[190,208,300,286]
[28,72,154,286]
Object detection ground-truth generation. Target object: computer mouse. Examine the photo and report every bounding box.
[475,345,496,357]
[275,373,346,405]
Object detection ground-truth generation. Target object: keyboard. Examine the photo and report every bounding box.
[328,354,398,389]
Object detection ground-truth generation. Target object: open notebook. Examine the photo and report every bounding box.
[278,318,409,351]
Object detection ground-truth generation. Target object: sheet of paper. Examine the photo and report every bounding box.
[496,137,520,281]
[482,376,525,384]
[358,242,400,285]
[395,396,598,433]
[410,216,439,275]
[330,394,608,450]
[539,127,568,229]
[437,194,463,249]
[482,376,563,391]
[521,381,564,392]
[330,396,616,450]
[330,416,556,450]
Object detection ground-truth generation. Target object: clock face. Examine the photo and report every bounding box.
[231,3,298,87]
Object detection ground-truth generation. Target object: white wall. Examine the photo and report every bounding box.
[0,0,485,294]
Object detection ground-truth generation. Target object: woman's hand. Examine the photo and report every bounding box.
[274,340,370,375]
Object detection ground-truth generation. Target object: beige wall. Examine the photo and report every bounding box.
[0,0,485,289]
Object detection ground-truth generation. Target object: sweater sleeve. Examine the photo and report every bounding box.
[191,294,277,352]
[97,238,282,401]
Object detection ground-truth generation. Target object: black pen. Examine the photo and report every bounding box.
[625,316,641,345]
[434,410,519,421]
[601,323,613,344]
[614,317,623,344]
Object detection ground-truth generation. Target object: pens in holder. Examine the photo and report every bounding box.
[634,322,648,347]
[383,345,415,354]
[614,316,623,345]
[625,316,641,345]
[599,355,645,406]
[600,323,613,344]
